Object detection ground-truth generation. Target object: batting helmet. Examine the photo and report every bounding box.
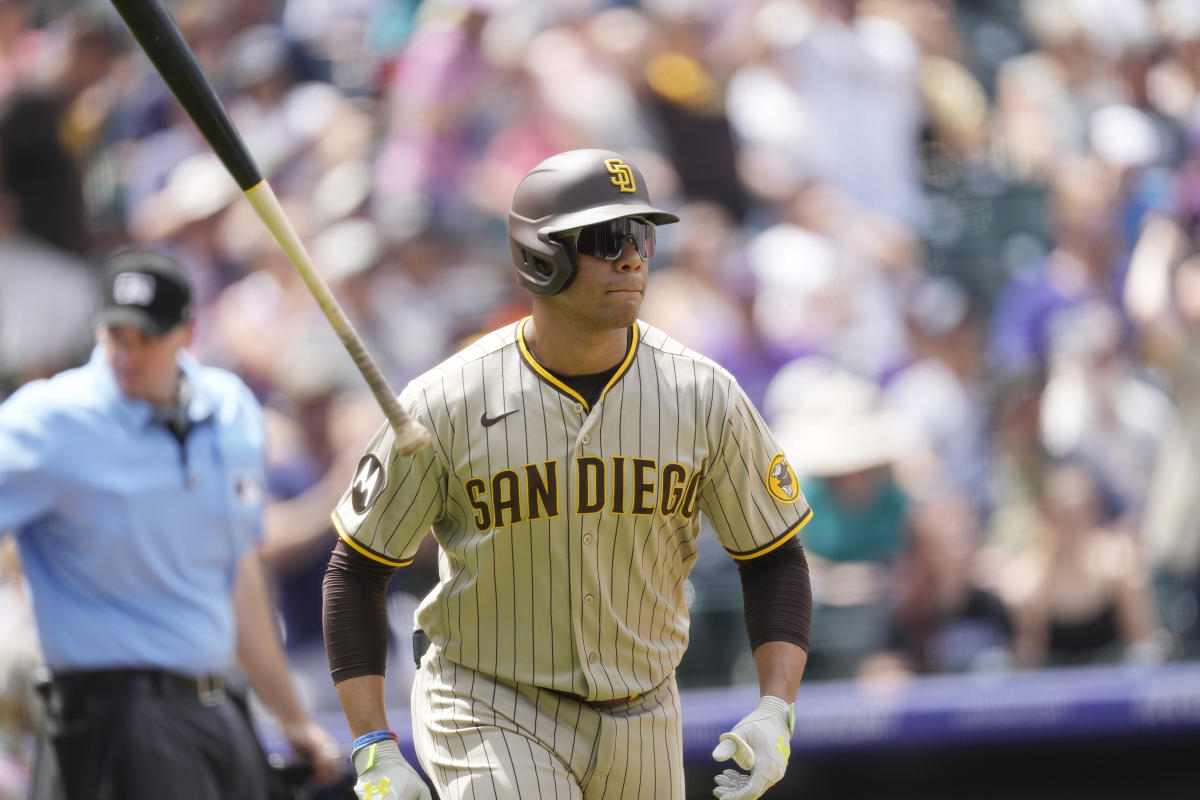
[508,149,679,296]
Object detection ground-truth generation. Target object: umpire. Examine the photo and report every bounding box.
[0,250,341,799]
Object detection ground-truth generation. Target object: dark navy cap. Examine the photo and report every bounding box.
[98,250,193,336]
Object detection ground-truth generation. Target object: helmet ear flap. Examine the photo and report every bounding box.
[514,237,577,296]
[551,240,578,293]
[528,252,554,279]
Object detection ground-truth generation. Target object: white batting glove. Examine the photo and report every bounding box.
[711,695,795,800]
[352,739,432,800]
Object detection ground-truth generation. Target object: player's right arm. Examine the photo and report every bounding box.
[333,672,390,737]
[324,540,431,799]
[322,389,445,692]
[322,390,443,800]
[323,538,399,729]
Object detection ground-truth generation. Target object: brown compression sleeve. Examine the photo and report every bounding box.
[736,537,813,652]
[323,538,398,683]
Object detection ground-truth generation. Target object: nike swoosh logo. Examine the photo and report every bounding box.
[481,409,518,428]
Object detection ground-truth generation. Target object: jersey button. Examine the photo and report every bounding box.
[574,403,584,413]
[588,652,600,663]
[583,533,593,545]
[584,594,594,605]
[581,434,591,445]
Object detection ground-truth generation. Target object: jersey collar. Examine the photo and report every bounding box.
[516,317,640,412]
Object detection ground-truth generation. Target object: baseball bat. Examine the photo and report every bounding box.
[110,0,431,456]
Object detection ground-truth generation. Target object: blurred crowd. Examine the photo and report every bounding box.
[5,0,1200,792]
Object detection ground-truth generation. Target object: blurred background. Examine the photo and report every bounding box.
[3,0,1200,797]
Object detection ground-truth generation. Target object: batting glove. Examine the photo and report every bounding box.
[352,738,431,800]
[711,695,795,800]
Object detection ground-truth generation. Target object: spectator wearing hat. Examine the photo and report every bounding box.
[769,358,916,680]
[0,250,341,799]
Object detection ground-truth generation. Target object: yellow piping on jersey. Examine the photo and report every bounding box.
[331,512,412,567]
[516,317,640,411]
[598,323,639,404]
[726,506,814,561]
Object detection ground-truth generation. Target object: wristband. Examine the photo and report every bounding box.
[352,729,399,757]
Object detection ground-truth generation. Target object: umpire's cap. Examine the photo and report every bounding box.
[508,149,678,296]
[98,250,193,336]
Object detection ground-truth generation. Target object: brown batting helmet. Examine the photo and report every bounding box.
[507,149,678,296]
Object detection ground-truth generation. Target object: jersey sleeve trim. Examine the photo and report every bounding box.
[516,316,639,411]
[724,506,814,561]
[330,512,412,568]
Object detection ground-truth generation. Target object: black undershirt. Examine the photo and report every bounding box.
[547,364,619,408]
[541,326,632,408]
[532,323,633,410]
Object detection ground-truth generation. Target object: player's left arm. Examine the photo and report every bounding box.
[699,383,812,799]
[711,539,811,800]
[739,538,811,700]
[751,641,808,715]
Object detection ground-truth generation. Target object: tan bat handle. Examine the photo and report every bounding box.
[244,181,431,455]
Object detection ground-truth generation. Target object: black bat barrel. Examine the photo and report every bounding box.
[110,0,262,191]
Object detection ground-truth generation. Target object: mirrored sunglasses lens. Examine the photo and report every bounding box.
[574,222,615,258]
[633,220,655,258]
[576,219,654,259]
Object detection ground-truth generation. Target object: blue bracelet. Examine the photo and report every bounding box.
[352,729,398,756]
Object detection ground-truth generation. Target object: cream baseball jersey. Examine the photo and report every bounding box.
[332,318,812,701]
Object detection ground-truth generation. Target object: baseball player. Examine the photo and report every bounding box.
[324,149,814,800]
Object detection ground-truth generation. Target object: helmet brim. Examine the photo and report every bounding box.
[536,203,679,237]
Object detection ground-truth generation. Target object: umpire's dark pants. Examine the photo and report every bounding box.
[34,669,268,800]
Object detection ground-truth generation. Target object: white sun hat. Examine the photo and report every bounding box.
[767,357,915,477]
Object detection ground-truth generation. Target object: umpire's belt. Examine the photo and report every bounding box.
[46,668,228,706]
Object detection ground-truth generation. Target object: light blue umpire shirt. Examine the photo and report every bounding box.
[0,345,266,675]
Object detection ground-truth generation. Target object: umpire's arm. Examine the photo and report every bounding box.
[234,548,341,779]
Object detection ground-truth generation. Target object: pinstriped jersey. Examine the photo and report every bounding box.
[332,318,812,701]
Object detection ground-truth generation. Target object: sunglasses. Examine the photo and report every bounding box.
[564,218,657,260]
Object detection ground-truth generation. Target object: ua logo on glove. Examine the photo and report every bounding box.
[362,779,391,798]
[352,738,431,800]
